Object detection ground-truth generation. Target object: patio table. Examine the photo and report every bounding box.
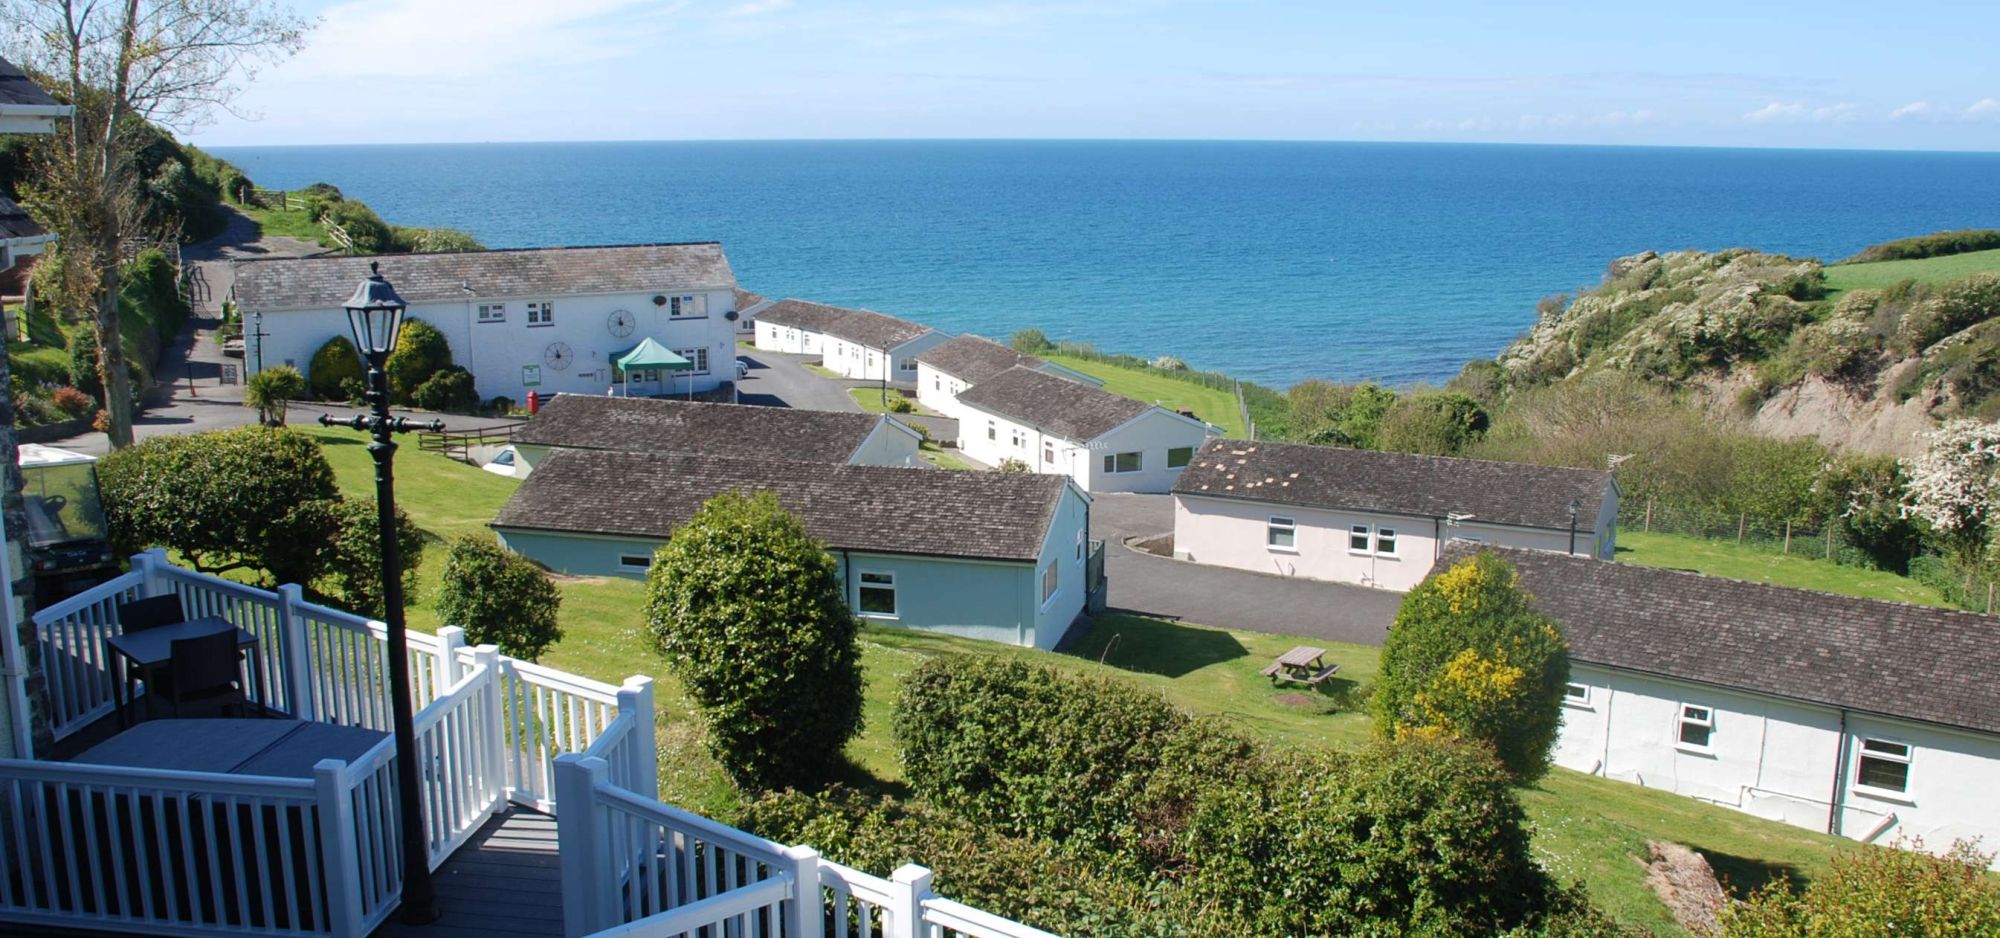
[104,616,265,726]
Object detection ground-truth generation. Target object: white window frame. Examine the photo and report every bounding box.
[1348,524,1372,555]
[1267,516,1297,552]
[1375,527,1399,558]
[669,294,706,319]
[899,357,917,372]
[477,302,506,324]
[857,570,898,619]
[1853,737,1913,798]
[617,553,651,572]
[1676,703,1715,752]
[672,348,711,376]
[987,421,997,441]
[1167,446,1195,470]
[1041,561,1059,605]
[1562,683,1593,709]
[1102,451,1143,474]
[1012,429,1027,450]
[526,301,554,327]
[1044,442,1056,465]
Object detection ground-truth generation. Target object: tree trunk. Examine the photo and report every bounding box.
[0,336,53,757]
[94,253,136,449]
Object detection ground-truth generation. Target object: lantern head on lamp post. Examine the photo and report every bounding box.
[320,262,443,925]
[1568,498,1582,555]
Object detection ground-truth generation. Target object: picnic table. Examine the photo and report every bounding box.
[1262,645,1341,686]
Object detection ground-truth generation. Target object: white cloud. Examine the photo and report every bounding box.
[726,0,794,14]
[1812,102,1857,123]
[1968,98,2000,119]
[1890,101,1931,120]
[1742,101,1808,123]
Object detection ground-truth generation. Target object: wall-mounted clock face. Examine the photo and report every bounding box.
[606,309,635,337]
[544,342,574,371]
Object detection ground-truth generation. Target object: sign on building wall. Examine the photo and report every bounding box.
[522,364,542,387]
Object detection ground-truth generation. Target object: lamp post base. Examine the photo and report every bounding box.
[398,896,443,925]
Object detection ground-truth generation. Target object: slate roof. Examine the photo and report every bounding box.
[0,196,44,241]
[232,243,736,311]
[1173,438,1613,531]
[757,298,859,332]
[512,396,894,464]
[734,288,765,310]
[915,335,1043,383]
[0,57,62,108]
[1437,543,2000,736]
[820,309,933,350]
[492,448,1070,562]
[956,366,1157,442]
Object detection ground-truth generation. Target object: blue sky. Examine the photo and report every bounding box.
[192,0,2000,150]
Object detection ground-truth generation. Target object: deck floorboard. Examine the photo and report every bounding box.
[373,808,563,938]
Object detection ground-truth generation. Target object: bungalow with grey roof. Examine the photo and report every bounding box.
[492,449,1097,650]
[956,366,1215,493]
[1443,542,2000,866]
[731,288,773,336]
[236,243,742,404]
[1172,438,1616,590]
[507,395,922,477]
[752,298,856,356]
[819,309,950,382]
[914,335,1103,436]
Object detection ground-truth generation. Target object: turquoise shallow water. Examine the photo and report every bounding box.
[210,140,2000,388]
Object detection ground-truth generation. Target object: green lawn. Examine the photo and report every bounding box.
[1822,248,2000,300]
[847,386,934,416]
[916,441,974,470]
[1038,354,1247,437]
[1617,530,1947,607]
[800,362,843,380]
[306,428,1855,934]
[238,202,329,243]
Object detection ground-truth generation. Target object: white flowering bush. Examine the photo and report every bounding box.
[1902,419,2000,562]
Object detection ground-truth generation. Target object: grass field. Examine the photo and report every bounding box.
[238,202,329,243]
[1617,530,1948,607]
[1039,354,1247,437]
[1822,248,2000,299]
[303,428,1854,935]
[847,386,934,416]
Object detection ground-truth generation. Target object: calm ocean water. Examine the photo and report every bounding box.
[208,141,2000,388]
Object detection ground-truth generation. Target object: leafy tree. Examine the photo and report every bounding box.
[435,536,563,660]
[1901,419,2000,566]
[1376,391,1490,455]
[1287,380,1399,449]
[244,364,305,426]
[1720,435,1828,525]
[1372,551,1570,781]
[307,336,363,400]
[643,491,862,790]
[384,318,453,404]
[316,497,425,619]
[1812,454,1923,572]
[1719,839,2000,937]
[1009,328,1053,353]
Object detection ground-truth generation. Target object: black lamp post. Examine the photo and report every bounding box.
[320,262,444,924]
[1568,498,1582,555]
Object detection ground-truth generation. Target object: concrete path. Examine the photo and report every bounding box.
[1091,493,1401,646]
[732,348,862,413]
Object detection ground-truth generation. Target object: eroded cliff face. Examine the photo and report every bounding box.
[1695,364,1942,458]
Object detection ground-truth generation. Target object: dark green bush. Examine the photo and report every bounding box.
[1895,273,2000,351]
[1376,391,1490,456]
[644,491,862,790]
[435,536,563,660]
[385,318,453,404]
[1719,839,2000,936]
[316,497,425,619]
[308,336,363,400]
[1846,229,2000,264]
[412,366,479,412]
[1010,328,1053,353]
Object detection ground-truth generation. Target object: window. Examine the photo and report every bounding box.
[477,303,506,323]
[1349,525,1371,552]
[858,571,897,617]
[618,554,651,572]
[1375,527,1398,556]
[1563,683,1592,708]
[526,301,554,326]
[1012,429,1027,450]
[1041,561,1058,603]
[673,348,711,375]
[1044,442,1056,464]
[1167,446,1194,469]
[1856,738,1911,794]
[669,294,705,318]
[1102,452,1142,474]
[1677,704,1713,749]
[1268,516,1296,550]
[900,358,917,371]
[987,421,996,441]
[934,376,941,391]
[1076,528,1085,560]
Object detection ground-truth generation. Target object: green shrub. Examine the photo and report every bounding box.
[50,386,92,418]
[1376,391,1490,455]
[1846,229,2000,264]
[1287,380,1398,449]
[307,336,363,400]
[67,329,101,400]
[1010,328,1053,353]
[435,536,563,660]
[412,366,479,412]
[245,365,307,426]
[1718,839,2000,937]
[996,457,1029,472]
[1373,551,1570,781]
[316,497,425,619]
[384,319,453,404]
[886,395,914,414]
[644,491,862,790]
[1895,273,2000,352]
[392,226,485,253]
[1810,454,1922,573]
[320,199,395,253]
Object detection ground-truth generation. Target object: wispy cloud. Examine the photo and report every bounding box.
[725,0,794,15]
[1968,98,2000,119]
[1742,101,1855,124]
[1890,101,1931,121]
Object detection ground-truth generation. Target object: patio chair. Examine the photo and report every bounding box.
[116,594,187,633]
[159,630,246,718]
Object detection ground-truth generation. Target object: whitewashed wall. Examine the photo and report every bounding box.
[1081,410,1213,494]
[1559,663,2000,866]
[960,405,1089,485]
[251,287,738,404]
[754,319,815,355]
[824,331,951,382]
[1173,494,1605,591]
[960,404,1208,494]
[915,364,974,438]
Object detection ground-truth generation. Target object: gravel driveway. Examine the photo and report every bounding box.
[1091,493,1401,646]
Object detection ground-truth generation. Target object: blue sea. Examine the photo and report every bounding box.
[208,140,2000,388]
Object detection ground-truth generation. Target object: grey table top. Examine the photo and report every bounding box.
[73,719,389,779]
[1277,645,1328,668]
[104,616,257,668]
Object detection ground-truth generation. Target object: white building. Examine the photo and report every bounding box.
[508,394,922,478]
[493,449,1096,650]
[1443,543,2000,866]
[0,57,70,285]
[820,309,950,382]
[235,243,741,404]
[1172,439,1617,591]
[914,334,1103,434]
[752,298,854,356]
[732,288,772,337]
[957,366,1215,494]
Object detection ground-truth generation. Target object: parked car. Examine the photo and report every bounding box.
[483,446,520,477]
[736,357,751,379]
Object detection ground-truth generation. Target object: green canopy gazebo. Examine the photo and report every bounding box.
[613,337,693,399]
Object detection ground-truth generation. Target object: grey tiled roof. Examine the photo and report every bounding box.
[233,243,736,311]
[1438,543,2000,736]
[0,196,43,240]
[734,288,765,311]
[493,448,1070,562]
[1174,439,1613,531]
[758,298,859,331]
[956,366,1157,442]
[0,57,61,108]
[820,309,933,350]
[513,396,893,464]
[915,335,1042,383]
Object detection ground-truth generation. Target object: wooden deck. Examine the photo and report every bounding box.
[374,809,564,938]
